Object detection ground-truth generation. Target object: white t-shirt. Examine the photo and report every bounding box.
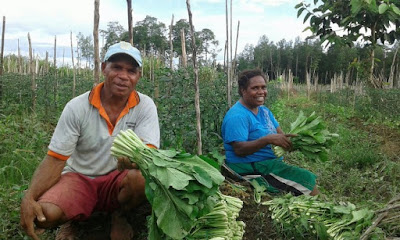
[48,83,160,177]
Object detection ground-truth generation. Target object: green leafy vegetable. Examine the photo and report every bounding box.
[111,129,225,239]
[273,111,339,162]
[112,129,245,239]
[262,194,375,240]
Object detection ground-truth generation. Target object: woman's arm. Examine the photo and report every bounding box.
[231,131,294,157]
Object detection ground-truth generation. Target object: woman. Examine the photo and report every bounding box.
[222,69,319,196]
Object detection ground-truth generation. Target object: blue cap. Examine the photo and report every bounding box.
[103,41,142,67]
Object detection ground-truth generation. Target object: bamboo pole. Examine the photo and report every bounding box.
[45,51,49,116]
[0,16,5,76]
[70,31,76,98]
[225,0,231,108]
[186,0,202,155]
[93,0,100,85]
[127,0,133,45]
[232,20,240,86]
[169,14,174,70]
[18,39,22,73]
[0,16,3,108]
[53,35,58,111]
[28,33,36,112]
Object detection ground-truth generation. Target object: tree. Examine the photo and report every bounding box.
[296,0,400,87]
[100,21,126,56]
[76,32,94,68]
[132,15,168,55]
[197,28,219,64]
[172,19,191,56]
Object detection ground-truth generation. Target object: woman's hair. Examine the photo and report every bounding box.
[238,69,266,96]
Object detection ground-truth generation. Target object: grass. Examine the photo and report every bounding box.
[271,93,399,207]
[1,85,399,239]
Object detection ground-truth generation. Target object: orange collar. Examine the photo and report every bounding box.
[89,82,139,109]
[88,82,140,134]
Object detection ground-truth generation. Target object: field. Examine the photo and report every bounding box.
[0,68,399,239]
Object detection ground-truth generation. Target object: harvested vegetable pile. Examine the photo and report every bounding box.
[111,129,244,240]
[262,194,378,240]
[273,111,339,162]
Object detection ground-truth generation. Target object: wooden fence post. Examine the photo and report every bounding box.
[93,0,100,85]
[186,0,202,155]
[169,14,174,70]
[70,31,76,98]
[127,0,133,45]
[0,16,5,76]
[28,33,36,112]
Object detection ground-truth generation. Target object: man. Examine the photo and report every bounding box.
[20,41,160,240]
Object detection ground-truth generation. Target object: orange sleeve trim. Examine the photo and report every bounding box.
[47,150,69,161]
[146,144,157,149]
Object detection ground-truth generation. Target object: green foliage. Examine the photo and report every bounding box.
[263,194,378,240]
[0,113,51,187]
[296,0,400,46]
[273,111,339,162]
[111,129,225,239]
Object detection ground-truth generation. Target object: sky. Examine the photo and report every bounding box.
[0,0,312,65]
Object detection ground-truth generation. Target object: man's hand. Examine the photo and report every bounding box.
[117,156,139,171]
[20,196,46,240]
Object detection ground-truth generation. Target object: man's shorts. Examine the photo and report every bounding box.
[39,169,129,221]
[226,159,316,196]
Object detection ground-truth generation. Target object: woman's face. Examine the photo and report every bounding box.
[241,75,267,109]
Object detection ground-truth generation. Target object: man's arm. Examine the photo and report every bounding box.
[232,127,296,157]
[20,155,66,240]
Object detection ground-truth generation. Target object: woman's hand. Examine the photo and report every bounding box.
[266,133,297,150]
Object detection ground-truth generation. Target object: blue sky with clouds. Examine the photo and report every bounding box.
[0,0,311,65]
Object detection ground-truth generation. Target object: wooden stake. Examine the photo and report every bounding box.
[70,31,76,98]
[0,16,5,76]
[93,0,100,85]
[28,33,36,112]
[186,0,202,155]
[127,0,133,45]
[225,0,231,108]
[169,14,174,70]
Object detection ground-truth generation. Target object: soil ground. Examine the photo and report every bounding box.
[62,180,276,240]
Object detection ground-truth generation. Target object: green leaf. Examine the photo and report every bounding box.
[392,4,400,15]
[192,166,213,189]
[295,2,303,9]
[304,12,312,23]
[297,7,306,18]
[156,167,193,190]
[351,0,363,15]
[379,3,389,14]
[147,212,164,240]
[152,185,193,239]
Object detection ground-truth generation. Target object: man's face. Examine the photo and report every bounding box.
[101,54,141,98]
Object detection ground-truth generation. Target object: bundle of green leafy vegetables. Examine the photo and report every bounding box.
[262,194,378,240]
[273,111,339,162]
[111,129,244,240]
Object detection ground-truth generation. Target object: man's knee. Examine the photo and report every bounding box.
[118,169,146,210]
[35,202,68,228]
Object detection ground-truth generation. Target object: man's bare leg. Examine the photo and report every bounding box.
[110,169,146,240]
